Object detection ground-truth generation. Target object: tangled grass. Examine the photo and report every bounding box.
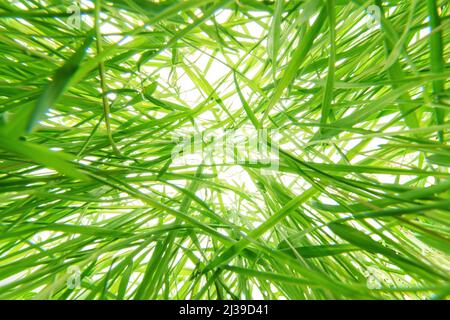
[0,0,449,299]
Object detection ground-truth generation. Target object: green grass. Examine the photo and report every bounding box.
[0,0,449,300]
